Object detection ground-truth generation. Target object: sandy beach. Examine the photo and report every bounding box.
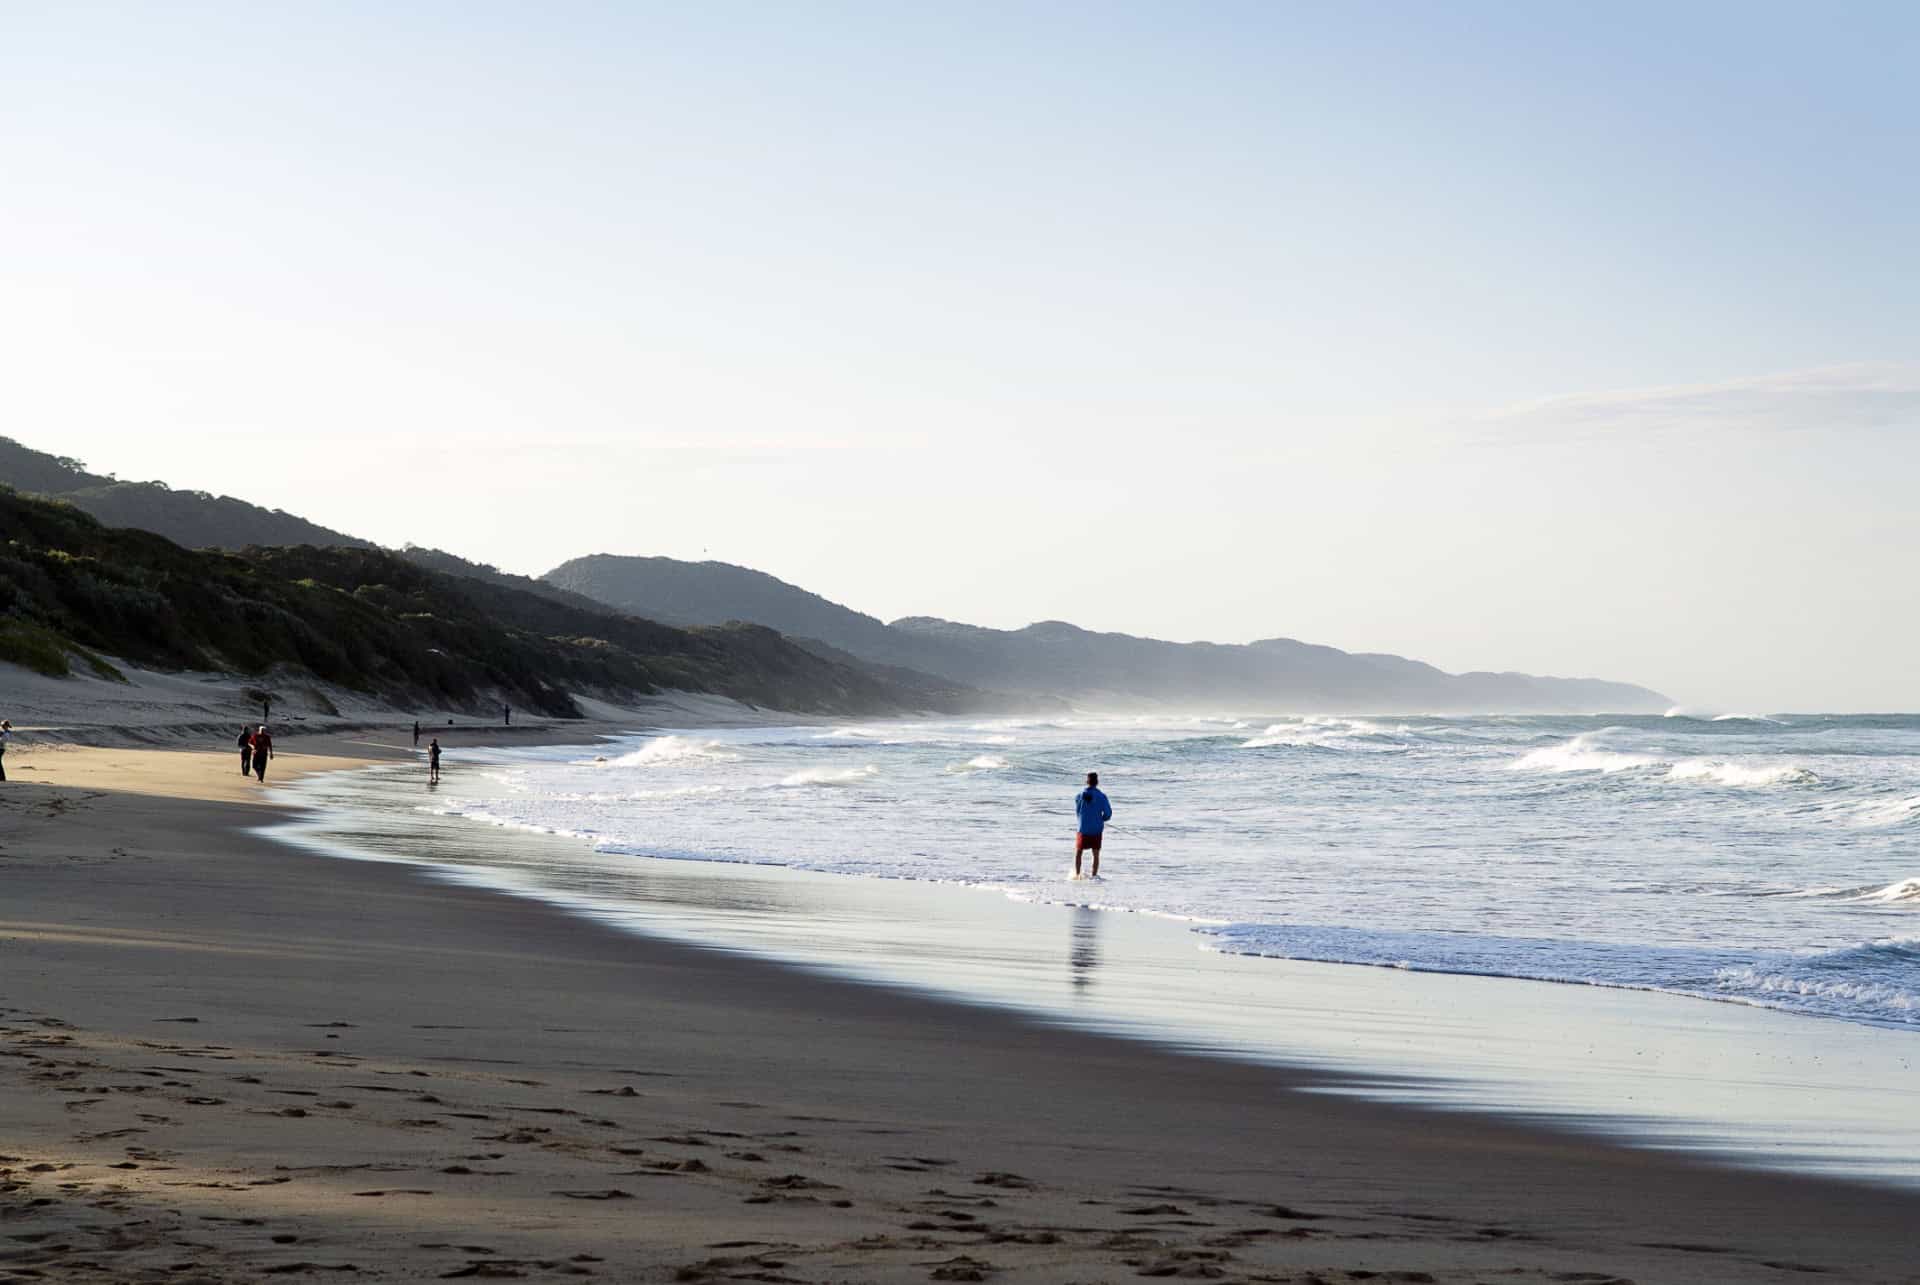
[0,730,1916,1283]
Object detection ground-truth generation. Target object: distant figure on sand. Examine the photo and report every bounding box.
[412,720,421,747]
[0,720,11,782]
[251,725,274,782]
[503,704,511,727]
[262,697,271,723]
[428,738,441,785]
[1074,771,1113,878]
[237,726,254,774]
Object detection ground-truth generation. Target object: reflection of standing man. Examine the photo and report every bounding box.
[1068,905,1100,993]
[1073,771,1112,879]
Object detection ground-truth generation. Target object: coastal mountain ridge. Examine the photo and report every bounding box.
[0,435,373,552]
[544,555,1669,714]
[0,435,1669,713]
[0,489,980,718]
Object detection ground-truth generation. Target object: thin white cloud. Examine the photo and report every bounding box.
[1471,361,1920,441]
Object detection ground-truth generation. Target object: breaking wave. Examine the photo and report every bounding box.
[946,754,1009,773]
[1855,793,1920,827]
[1664,759,1817,786]
[606,736,741,767]
[1511,735,1815,785]
[1241,717,1403,751]
[779,765,880,787]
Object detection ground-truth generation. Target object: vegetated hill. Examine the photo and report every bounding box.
[0,489,982,718]
[545,553,1670,714]
[0,435,371,551]
[401,546,622,616]
[546,554,902,645]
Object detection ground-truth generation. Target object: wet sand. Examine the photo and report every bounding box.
[4,744,1919,1282]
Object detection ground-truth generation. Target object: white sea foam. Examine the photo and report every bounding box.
[1241,716,1399,750]
[387,712,1920,1034]
[606,735,740,767]
[1509,734,1660,774]
[1848,878,1920,904]
[1510,737,1813,786]
[779,764,879,787]
[1664,759,1816,786]
[1855,793,1920,827]
[945,754,1009,773]
[1713,940,1920,1016]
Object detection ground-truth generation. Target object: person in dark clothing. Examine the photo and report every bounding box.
[503,704,511,726]
[262,697,271,722]
[428,738,442,785]
[412,720,421,747]
[0,720,12,782]
[251,725,273,782]
[237,726,254,774]
[1073,771,1113,879]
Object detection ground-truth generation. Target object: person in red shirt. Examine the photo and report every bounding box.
[251,725,274,782]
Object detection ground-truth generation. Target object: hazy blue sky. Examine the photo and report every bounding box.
[4,2,1916,710]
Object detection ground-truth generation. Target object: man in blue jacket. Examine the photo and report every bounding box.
[1074,771,1113,878]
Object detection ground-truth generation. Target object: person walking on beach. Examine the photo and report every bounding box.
[262,696,271,723]
[412,720,421,747]
[1074,771,1112,879]
[503,703,511,727]
[428,737,441,785]
[0,720,11,782]
[251,725,274,782]
[237,726,254,775]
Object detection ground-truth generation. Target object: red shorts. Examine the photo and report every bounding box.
[1074,831,1103,855]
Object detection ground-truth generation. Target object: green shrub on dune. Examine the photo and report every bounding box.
[0,490,974,717]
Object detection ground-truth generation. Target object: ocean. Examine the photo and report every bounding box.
[389,711,1920,1033]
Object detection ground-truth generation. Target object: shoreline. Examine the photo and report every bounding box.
[278,739,1920,1190]
[4,741,1920,1279]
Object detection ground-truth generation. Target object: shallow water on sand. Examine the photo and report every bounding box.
[397,713,1920,1030]
[274,721,1920,1188]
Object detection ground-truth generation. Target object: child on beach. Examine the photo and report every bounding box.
[428,738,441,784]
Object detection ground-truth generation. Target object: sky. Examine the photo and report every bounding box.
[3,1,1916,712]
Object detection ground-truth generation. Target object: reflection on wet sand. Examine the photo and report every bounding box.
[1069,907,1099,994]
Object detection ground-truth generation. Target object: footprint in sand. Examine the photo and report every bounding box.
[972,1172,1035,1190]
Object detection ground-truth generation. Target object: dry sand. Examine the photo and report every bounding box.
[4,740,1919,1284]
